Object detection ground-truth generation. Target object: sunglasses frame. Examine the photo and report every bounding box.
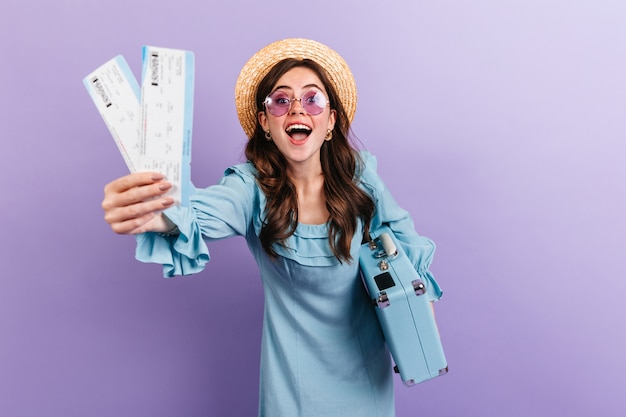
[263,89,330,117]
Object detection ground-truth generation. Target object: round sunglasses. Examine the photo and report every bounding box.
[263,89,329,117]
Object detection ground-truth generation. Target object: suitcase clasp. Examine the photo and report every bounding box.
[376,291,390,308]
[412,279,426,296]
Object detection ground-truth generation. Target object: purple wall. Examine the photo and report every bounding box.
[2,0,625,416]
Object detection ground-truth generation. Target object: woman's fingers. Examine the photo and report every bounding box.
[104,194,174,226]
[104,172,165,194]
[109,209,166,235]
[102,172,176,234]
[102,172,170,210]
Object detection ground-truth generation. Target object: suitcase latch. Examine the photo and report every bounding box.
[376,291,390,308]
[412,279,426,296]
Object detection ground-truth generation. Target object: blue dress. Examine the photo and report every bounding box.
[135,151,442,417]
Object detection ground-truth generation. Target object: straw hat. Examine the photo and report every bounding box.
[235,38,357,139]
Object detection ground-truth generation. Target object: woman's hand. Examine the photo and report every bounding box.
[102,172,176,235]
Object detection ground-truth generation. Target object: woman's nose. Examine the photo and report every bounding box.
[290,98,305,114]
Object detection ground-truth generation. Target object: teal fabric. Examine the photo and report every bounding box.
[135,151,441,417]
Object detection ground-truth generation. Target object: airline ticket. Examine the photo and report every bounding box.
[83,47,194,206]
[139,46,195,206]
[83,56,141,172]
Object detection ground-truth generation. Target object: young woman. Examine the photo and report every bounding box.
[101,38,442,417]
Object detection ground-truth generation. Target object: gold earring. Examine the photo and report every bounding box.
[325,129,333,141]
[265,130,272,141]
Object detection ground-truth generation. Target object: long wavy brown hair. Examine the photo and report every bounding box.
[245,58,374,263]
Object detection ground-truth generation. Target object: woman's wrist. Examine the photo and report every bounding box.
[156,214,180,236]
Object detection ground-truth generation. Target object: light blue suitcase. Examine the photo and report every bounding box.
[359,226,448,386]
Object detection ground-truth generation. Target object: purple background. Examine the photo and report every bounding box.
[1,0,625,416]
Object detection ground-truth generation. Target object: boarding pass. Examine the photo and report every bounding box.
[83,56,141,172]
[83,46,194,206]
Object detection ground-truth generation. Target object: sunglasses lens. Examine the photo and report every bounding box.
[265,91,290,116]
[264,90,328,116]
[302,90,327,115]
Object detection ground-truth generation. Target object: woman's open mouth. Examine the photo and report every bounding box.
[285,124,312,142]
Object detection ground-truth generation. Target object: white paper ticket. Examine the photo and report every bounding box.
[83,47,195,207]
[140,46,195,206]
[83,56,141,172]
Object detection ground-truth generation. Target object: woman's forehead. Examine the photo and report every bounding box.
[272,67,326,92]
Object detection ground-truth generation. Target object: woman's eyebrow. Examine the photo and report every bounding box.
[303,83,324,90]
[273,83,324,91]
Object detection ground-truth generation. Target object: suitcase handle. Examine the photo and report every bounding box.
[379,233,398,258]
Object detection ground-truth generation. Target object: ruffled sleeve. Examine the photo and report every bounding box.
[358,151,443,301]
[135,162,259,277]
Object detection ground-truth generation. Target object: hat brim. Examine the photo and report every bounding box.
[235,38,357,139]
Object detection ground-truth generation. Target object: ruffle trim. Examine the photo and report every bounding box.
[135,203,210,277]
[240,153,376,267]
